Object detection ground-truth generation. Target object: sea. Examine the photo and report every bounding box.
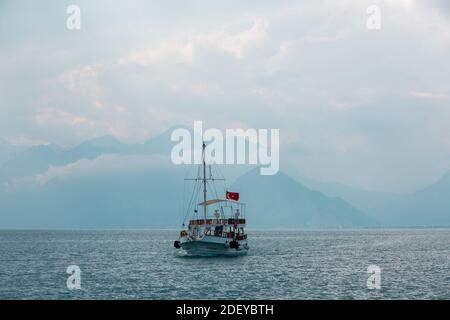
[0,229,448,299]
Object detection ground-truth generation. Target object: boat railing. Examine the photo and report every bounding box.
[188,218,246,226]
[214,232,247,240]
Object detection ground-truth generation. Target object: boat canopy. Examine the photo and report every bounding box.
[198,199,244,206]
[198,199,226,206]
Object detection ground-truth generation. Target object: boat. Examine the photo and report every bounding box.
[173,142,249,256]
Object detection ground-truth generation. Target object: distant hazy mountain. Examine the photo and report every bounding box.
[378,171,450,227]
[1,128,450,228]
[285,168,401,213]
[0,134,160,186]
[0,144,62,184]
[0,126,194,185]
[0,157,186,229]
[0,158,376,229]
[63,135,130,162]
[231,168,378,228]
[285,168,450,227]
[0,126,254,228]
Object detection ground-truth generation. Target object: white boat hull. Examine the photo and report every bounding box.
[178,236,249,257]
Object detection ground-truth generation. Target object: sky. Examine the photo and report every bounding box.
[1,0,450,193]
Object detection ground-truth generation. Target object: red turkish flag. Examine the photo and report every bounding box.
[226,191,239,201]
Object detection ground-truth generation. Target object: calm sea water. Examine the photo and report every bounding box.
[0,229,448,299]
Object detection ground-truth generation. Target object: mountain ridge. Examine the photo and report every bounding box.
[1,128,450,227]
[231,168,378,228]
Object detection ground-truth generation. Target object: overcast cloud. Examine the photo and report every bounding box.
[1,0,450,192]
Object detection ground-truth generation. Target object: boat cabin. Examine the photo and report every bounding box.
[185,199,247,240]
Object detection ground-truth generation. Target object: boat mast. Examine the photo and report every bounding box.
[202,142,207,220]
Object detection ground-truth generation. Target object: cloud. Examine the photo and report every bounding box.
[32,154,172,186]
[2,0,450,191]
[35,109,96,128]
[200,17,269,59]
[59,64,104,96]
[122,42,195,66]
[119,17,268,68]
[409,91,449,101]
[7,136,50,147]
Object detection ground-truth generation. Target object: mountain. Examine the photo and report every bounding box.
[0,144,63,184]
[0,135,145,186]
[0,127,192,185]
[0,127,253,188]
[1,127,450,228]
[287,168,450,227]
[0,158,186,229]
[378,171,450,226]
[0,160,376,229]
[62,135,130,161]
[285,169,402,214]
[231,168,378,228]
[140,125,183,155]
